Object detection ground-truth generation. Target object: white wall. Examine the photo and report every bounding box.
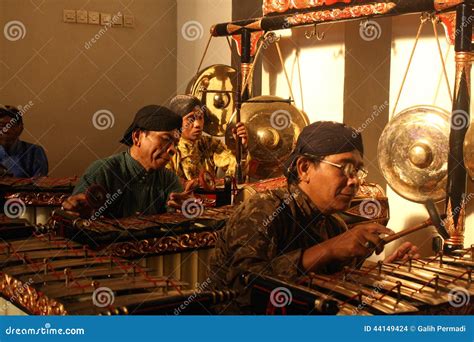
[176,0,232,94]
[262,23,346,123]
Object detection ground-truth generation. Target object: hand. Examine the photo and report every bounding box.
[183,178,200,191]
[384,242,420,263]
[232,122,248,147]
[167,181,196,209]
[327,223,395,260]
[61,194,93,218]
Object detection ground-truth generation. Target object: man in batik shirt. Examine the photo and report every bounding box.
[209,121,419,313]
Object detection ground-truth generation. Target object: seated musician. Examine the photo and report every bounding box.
[167,95,249,187]
[209,121,419,313]
[0,105,48,178]
[62,105,191,219]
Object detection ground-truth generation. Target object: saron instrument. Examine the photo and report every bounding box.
[52,206,235,290]
[0,176,77,225]
[0,216,236,315]
[244,250,474,315]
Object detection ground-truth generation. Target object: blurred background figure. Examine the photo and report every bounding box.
[0,105,48,178]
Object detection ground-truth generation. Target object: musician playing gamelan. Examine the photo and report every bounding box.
[62,105,191,219]
[209,121,419,313]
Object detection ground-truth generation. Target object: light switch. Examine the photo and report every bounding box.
[63,9,76,23]
[123,15,134,28]
[100,13,112,26]
[88,11,100,25]
[76,10,88,24]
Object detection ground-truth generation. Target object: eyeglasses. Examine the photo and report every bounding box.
[320,159,368,182]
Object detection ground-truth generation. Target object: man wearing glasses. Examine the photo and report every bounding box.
[209,121,418,313]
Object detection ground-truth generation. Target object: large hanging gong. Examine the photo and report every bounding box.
[464,122,474,180]
[186,64,237,137]
[226,95,309,180]
[378,105,450,203]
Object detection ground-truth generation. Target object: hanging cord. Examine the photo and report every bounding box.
[296,50,304,112]
[392,13,429,118]
[274,38,296,103]
[196,34,214,76]
[431,15,453,103]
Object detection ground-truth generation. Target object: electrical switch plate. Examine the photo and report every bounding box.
[100,13,112,26]
[123,15,134,28]
[76,10,88,24]
[63,9,76,23]
[88,11,100,25]
[112,13,123,27]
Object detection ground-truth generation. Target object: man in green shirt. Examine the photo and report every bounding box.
[62,105,191,219]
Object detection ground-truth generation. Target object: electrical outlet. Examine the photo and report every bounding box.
[88,11,99,25]
[76,10,88,24]
[63,9,76,23]
[100,13,112,26]
[123,15,134,28]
